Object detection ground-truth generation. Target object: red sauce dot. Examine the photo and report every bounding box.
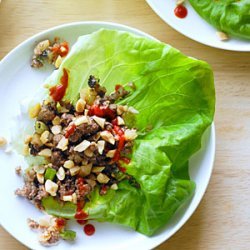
[77,219,88,225]
[84,224,95,236]
[55,218,66,229]
[74,210,88,220]
[118,166,127,173]
[120,157,130,164]
[174,5,188,19]
[115,84,122,91]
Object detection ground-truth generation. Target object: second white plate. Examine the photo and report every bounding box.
[146,0,250,51]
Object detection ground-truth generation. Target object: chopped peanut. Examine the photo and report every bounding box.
[52,116,61,125]
[34,40,50,55]
[75,99,86,113]
[176,0,185,5]
[124,129,138,141]
[33,165,46,174]
[40,131,50,144]
[54,55,63,69]
[216,31,229,41]
[74,140,91,152]
[0,136,7,147]
[56,136,68,151]
[74,115,89,126]
[128,106,139,114]
[72,193,77,204]
[117,105,128,115]
[69,166,80,176]
[31,133,43,147]
[38,217,51,228]
[111,183,118,190]
[100,131,115,145]
[97,140,105,154]
[37,173,44,184]
[51,125,62,135]
[80,88,89,102]
[92,166,105,173]
[106,149,116,158]
[29,103,41,119]
[24,135,32,144]
[23,144,30,156]
[79,163,92,177]
[92,116,105,129]
[45,180,58,196]
[84,147,94,157]
[117,116,125,125]
[38,148,52,158]
[97,173,110,184]
[63,160,74,169]
[62,195,73,202]
[56,167,65,181]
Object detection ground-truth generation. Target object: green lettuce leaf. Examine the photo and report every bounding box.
[42,197,76,219]
[189,0,250,40]
[42,29,215,236]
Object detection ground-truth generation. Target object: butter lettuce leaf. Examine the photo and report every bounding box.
[42,29,215,236]
[189,0,250,40]
[42,197,76,219]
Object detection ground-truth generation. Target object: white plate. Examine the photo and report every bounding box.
[0,21,215,250]
[146,0,250,51]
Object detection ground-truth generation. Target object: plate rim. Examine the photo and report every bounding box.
[146,0,250,52]
[0,21,216,250]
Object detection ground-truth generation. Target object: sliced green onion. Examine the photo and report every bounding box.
[44,167,57,180]
[60,230,76,241]
[35,121,48,134]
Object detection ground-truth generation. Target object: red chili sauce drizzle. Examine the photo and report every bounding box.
[52,41,69,57]
[49,68,69,102]
[55,218,66,229]
[115,84,122,91]
[75,198,88,220]
[84,224,95,236]
[65,124,76,138]
[88,105,116,120]
[100,184,108,195]
[112,125,125,163]
[174,5,188,19]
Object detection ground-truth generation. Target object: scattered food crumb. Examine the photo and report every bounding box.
[27,216,75,245]
[216,31,229,41]
[27,218,40,230]
[15,166,22,175]
[0,136,7,147]
[176,0,185,5]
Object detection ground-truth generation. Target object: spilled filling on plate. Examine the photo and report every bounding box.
[31,38,69,69]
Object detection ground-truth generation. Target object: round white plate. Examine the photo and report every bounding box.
[0,21,215,250]
[146,0,250,51]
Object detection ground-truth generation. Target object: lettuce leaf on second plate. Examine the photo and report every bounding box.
[42,29,215,236]
[189,0,250,40]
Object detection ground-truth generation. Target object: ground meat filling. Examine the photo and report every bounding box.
[37,102,56,123]
[16,75,139,244]
[51,150,65,167]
